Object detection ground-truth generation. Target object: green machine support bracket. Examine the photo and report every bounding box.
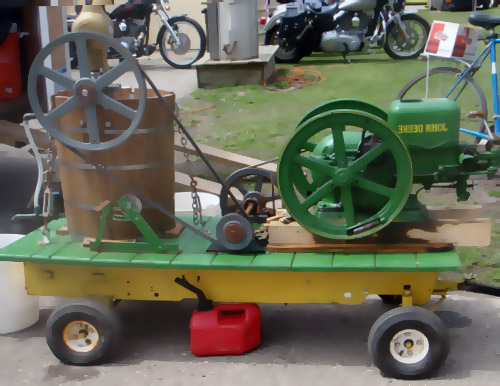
[90,195,179,254]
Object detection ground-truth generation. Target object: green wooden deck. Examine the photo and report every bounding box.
[0,218,461,272]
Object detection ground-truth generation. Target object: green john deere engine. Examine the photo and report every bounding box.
[387,98,460,177]
[277,98,500,240]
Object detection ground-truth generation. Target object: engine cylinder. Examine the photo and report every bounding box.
[387,98,460,176]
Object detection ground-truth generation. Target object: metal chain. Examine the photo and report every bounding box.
[175,119,206,228]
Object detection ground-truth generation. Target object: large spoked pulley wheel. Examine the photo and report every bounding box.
[277,109,413,239]
[220,168,280,220]
[368,306,450,379]
[46,299,122,365]
[296,99,388,129]
[28,31,146,151]
[384,14,430,60]
[158,16,206,69]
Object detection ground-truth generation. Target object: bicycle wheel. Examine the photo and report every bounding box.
[158,16,206,69]
[397,67,488,143]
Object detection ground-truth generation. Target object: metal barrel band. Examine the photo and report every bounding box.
[57,159,172,171]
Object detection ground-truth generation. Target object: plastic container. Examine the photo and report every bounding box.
[0,234,39,334]
[174,192,221,217]
[190,303,260,356]
[0,33,22,99]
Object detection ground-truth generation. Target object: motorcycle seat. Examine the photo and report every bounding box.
[468,12,500,30]
[306,4,338,16]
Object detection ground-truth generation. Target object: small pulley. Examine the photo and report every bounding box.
[220,168,280,223]
[216,213,254,251]
[28,31,146,151]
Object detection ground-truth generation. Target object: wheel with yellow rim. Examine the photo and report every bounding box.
[46,299,121,365]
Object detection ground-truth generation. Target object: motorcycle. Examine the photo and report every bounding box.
[263,0,430,63]
[68,0,206,69]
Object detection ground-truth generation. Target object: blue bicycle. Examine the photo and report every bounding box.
[397,12,500,144]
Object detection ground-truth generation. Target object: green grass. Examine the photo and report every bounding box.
[181,9,500,161]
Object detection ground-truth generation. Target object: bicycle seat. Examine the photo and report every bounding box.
[468,12,500,30]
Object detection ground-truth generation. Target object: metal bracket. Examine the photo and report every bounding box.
[401,285,413,307]
[89,195,177,253]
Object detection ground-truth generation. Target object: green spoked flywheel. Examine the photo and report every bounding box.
[296,99,388,129]
[278,109,413,239]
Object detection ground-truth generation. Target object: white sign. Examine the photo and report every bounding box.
[424,21,479,62]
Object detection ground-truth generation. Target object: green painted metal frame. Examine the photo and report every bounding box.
[0,218,461,273]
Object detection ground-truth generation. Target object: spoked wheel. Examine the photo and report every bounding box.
[46,299,122,365]
[158,16,206,69]
[368,306,450,379]
[220,168,281,221]
[278,109,412,239]
[264,25,304,64]
[27,31,146,151]
[384,14,430,60]
[397,66,488,143]
[296,99,388,129]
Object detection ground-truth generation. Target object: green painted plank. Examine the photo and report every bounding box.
[130,253,176,268]
[90,252,137,267]
[375,253,417,271]
[416,252,461,272]
[170,253,216,269]
[292,253,332,272]
[0,220,68,262]
[251,253,294,271]
[332,253,375,271]
[211,253,255,269]
[50,243,98,264]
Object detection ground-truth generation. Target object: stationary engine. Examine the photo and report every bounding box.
[277,98,500,240]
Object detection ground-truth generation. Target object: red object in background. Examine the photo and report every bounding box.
[0,33,22,100]
[190,303,261,356]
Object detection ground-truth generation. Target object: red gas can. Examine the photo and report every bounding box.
[190,303,260,356]
[0,33,22,100]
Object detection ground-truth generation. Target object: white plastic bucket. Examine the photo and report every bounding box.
[0,234,39,334]
[175,192,221,217]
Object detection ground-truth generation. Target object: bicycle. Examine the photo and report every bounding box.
[397,12,500,144]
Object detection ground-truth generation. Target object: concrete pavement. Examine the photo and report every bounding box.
[1,293,500,385]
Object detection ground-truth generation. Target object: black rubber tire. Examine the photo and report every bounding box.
[46,299,122,365]
[397,66,488,142]
[157,16,206,69]
[379,295,402,305]
[384,14,430,60]
[264,25,304,64]
[368,306,450,379]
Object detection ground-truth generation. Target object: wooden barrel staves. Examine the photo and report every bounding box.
[53,88,176,240]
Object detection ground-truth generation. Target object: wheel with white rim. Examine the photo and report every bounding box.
[368,306,449,379]
[46,299,122,365]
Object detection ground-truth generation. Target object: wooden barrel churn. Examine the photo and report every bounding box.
[53,88,176,240]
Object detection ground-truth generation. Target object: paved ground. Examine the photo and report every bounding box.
[1,293,500,385]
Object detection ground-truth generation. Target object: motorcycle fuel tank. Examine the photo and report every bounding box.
[339,0,377,11]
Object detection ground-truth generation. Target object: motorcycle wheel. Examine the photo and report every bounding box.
[384,14,430,60]
[264,25,304,64]
[158,16,206,69]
